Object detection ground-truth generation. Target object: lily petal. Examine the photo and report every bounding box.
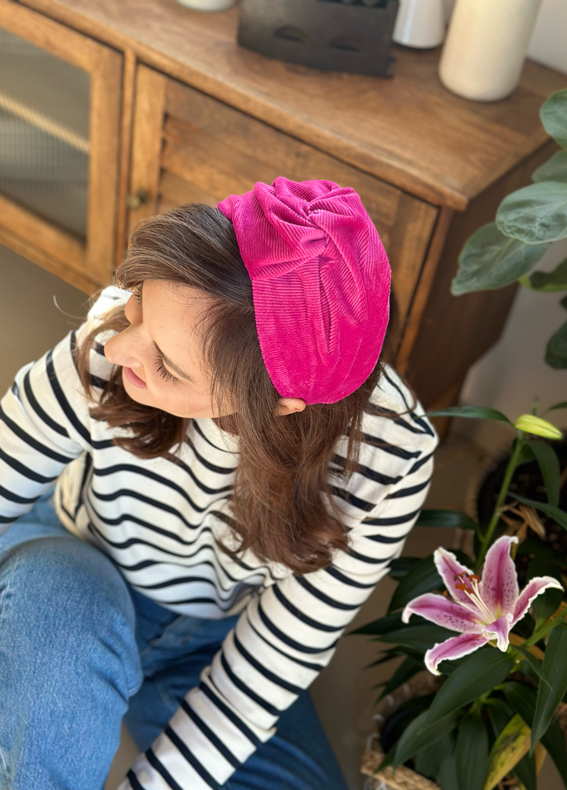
[402,593,484,633]
[480,536,519,619]
[482,613,514,652]
[424,632,489,676]
[434,547,478,606]
[511,576,564,626]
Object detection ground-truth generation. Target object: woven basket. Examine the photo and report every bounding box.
[360,671,443,790]
[360,668,559,790]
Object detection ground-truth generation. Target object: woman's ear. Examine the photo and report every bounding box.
[275,398,307,417]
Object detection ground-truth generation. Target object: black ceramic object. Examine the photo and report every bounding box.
[237,0,399,78]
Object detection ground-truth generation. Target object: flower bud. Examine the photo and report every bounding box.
[514,414,563,439]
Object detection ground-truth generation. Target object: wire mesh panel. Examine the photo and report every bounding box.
[0,28,90,240]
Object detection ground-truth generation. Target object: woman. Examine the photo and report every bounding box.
[0,177,438,790]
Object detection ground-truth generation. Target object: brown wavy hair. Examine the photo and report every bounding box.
[74,203,416,574]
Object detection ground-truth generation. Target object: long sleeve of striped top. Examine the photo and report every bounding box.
[0,286,439,790]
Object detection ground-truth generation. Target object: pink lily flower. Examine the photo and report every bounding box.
[402,535,563,675]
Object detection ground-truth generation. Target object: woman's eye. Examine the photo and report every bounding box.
[154,354,180,384]
[130,286,179,385]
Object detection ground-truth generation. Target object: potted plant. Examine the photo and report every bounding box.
[355,404,567,790]
[450,87,567,369]
[452,81,567,641]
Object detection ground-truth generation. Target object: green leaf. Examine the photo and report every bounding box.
[375,743,395,773]
[424,406,513,424]
[387,556,420,580]
[438,747,460,790]
[544,400,567,415]
[501,680,567,788]
[416,509,478,531]
[423,648,515,730]
[531,624,567,750]
[512,615,535,640]
[530,257,567,291]
[496,181,567,244]
[456,712,489,790]
[514,752,537,790]
[532,150,567,184]
[487,697,515,738]
[516,441,537,467]
[525,439,561,507]
[387,554,442,614]
[376,656,423,701]
[517,536,567,570]
[526,559,563,588]
[393,709,459,769]
[546,319,567,369]
[541,89,567,149]
[371,624,457,654]
[483,714,531,790]
[363,647,413,669]
[414,731,455,780]
[532,587,565,630]
[349,611,404,636]
[452,222,548,295]
[513,644,551,688]
[512,493,567,530]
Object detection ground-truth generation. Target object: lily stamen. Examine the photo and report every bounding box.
[453,572,494,623]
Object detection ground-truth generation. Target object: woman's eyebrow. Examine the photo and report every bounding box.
[139,282,195,383]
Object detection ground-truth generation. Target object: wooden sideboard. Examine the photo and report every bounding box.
[2,0,566,433]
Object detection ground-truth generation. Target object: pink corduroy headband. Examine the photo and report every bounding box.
[217,176,391,405]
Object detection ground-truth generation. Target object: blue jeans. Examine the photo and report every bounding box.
[0,485,348,790]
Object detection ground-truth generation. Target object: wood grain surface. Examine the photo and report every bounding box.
[18,0,567,210]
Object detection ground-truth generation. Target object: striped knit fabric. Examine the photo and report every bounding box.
[0,286,439,789]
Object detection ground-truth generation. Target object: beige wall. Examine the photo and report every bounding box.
[0,245,90,396]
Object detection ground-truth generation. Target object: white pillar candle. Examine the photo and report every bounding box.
[439,0,542,101]
[176,0,236,11]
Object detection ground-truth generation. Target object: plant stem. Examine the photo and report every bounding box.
[523,608,567,649]
[474,432,525,572]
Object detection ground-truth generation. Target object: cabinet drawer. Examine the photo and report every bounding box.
[128,66,438,342]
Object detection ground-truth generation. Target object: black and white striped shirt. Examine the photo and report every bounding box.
[0,286,438,790]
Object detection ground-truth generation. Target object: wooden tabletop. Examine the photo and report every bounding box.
[22,0,567,210]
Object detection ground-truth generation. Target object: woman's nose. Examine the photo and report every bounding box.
[104,324,143,371]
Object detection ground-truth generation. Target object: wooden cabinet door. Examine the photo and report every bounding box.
[127,65,438,347]
[0,1,121,293]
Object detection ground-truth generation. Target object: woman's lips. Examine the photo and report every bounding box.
[123,366,147,388]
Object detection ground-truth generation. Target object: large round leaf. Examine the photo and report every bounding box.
[532,150,567,184]
[452,222,547,295]
[546,319,567,369]
[496,182,567,244]
[541,89,567,149]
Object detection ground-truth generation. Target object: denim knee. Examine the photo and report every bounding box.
[0,536,143,790]
[0,535,143,699]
